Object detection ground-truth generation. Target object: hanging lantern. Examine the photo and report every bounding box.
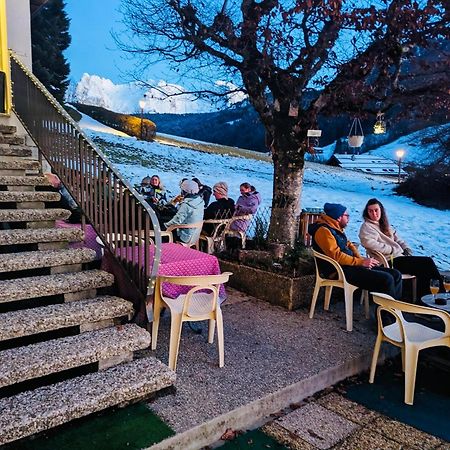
[373,111,386,134]
[348,118,364,148]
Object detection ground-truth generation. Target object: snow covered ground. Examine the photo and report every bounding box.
[79,113,449,269]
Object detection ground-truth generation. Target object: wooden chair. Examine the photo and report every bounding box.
[370,292,450,405]
[151,272,232,371]
[310,250,369,332]
[367,249,417,303]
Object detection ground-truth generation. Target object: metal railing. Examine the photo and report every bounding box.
[10,52,161,316]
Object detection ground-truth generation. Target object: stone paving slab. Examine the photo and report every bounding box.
[275,403,359,449]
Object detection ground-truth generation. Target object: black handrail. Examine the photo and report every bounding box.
[10,52,161,320]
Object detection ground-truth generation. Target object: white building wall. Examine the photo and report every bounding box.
[6,0,32,69]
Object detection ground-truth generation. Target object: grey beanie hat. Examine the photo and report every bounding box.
[180,179,199,195]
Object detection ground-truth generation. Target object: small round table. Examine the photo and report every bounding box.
[421,294,450,312]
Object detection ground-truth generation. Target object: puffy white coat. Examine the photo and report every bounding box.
[358,219,408,258]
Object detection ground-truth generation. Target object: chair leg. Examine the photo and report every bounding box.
[151,300,162,350]
[369,334,383,383]
[363,290,370,319]
[208,319,216,343]
[401,347,405,372]
[216,309,225,368]
[168,315,183,371]
[309,283,321,318]
[343,285,356,331]
[324,286,332,310]
[411,277,417,303]
[404,347,419,405]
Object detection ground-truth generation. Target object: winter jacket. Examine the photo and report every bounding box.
[308,214,364,276]
[230,191,261,232]
[204,198,235,220]
[359,219,408,258]
[164,194,204,243]
[198,185,212,207]
[139,185,167,206]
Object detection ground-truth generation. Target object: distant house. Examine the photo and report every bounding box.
[329,153,407,177]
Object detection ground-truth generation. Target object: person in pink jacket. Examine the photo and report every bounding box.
[359,198,443,298]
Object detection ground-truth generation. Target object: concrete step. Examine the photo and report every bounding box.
[0,227,83,246]
[0,125,17,135]
[0,356,175,445]
[0,269,114,304]
[0,208,70,223]
[0,160,40,170]
[0,191,60,203]
[0,147,32,158]
[0,136,25,146]
[0,296,134,342]
[0,175,51,186]
[0,248,96,273]
[0,324,150,389]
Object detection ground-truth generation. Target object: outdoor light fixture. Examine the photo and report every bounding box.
[396,149,405,183]
[373,111,386,134]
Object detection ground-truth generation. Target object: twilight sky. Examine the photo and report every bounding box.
[64,0,171,85]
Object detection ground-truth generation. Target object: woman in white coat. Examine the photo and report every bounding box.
[359,198,443,299]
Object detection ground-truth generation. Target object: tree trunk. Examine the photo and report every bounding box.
[268,153,304,247]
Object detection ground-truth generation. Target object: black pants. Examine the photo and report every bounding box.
[342,266,403,299]
[393,256,443,299]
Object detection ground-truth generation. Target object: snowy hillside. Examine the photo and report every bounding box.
[73,73,213,114]
[370,123,450,166]
[79,113,449,269]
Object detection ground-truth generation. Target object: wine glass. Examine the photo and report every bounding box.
[444,276,450,299]
[430,279,440,302]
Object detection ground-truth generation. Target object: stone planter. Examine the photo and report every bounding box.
[219,258,315,311]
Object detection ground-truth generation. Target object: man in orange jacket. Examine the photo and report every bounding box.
[309,203,402,299]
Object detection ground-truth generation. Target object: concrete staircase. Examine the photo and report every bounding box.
[0,125,175,446]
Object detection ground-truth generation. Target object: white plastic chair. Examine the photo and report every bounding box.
[310,250,369,332]
[151,272,232,371]
[150,221,203,249]
[199,218,230,254]
[223,214,253,249]
[366,249,417,302]
[369,292,450,405]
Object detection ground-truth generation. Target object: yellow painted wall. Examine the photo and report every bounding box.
[0,0,12,115]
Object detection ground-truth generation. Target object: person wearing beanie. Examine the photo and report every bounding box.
[164,178,204,243]
[192,177,212,207]
[308,202,402,300]
[202,181,235,235]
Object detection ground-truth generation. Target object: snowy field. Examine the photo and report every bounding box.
[79,113,449,269]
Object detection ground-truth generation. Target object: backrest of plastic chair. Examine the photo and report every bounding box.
[312,250,345,282]
[366,249,389,268]
[158,273,232,317]
[158,272,232,287]
[226,214,253,233]
[372,292,450,336]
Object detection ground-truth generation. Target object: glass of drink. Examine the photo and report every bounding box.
[430,279,440,302]
[444,276,450,298]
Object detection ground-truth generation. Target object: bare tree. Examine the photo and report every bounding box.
[118,0,448,248]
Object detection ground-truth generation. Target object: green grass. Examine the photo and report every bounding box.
[4,403,174,450]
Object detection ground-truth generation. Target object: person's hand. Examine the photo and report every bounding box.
[362,257,379,269]
[403,248,413,256]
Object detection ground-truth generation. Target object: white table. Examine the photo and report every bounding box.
[421,294,450,312]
